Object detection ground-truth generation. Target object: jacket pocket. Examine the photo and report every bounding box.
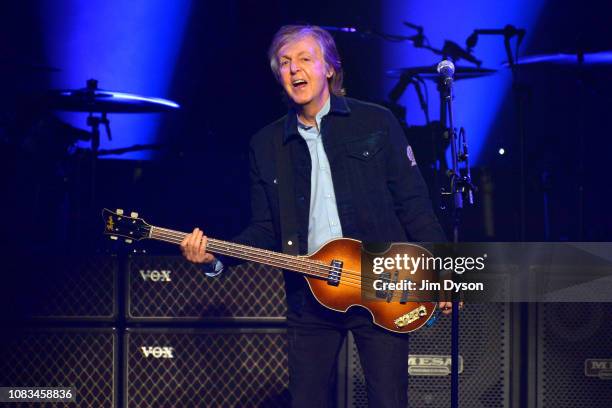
[346,131,385,161]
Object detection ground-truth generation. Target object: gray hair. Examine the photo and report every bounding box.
[268,25,346,96]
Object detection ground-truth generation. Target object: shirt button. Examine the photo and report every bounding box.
[325,194,331,198]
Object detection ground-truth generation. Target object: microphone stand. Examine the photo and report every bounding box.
[439,64,476,408]
[440,71,461,408]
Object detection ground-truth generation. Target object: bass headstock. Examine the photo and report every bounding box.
[102,208,151,243]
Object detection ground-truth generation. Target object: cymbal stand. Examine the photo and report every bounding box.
[465,26,526,239]
[83,79,112,206]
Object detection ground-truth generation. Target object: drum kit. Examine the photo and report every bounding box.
[4,24,605,220]
[384,43,612,178]
[3,25,610,219]
[3,36,606,159]
[45,78,180,156]
[378,26,612,245]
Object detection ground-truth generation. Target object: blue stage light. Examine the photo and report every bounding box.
[40,0,192,160]
[382,0,545,165]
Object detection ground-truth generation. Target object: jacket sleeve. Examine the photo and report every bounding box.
[219,139,278,267]
[384,109,447,242]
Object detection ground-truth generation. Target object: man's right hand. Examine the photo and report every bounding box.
[180,228,216,264]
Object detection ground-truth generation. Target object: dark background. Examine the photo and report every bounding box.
[0,3,611,407]
[1,0,611,258]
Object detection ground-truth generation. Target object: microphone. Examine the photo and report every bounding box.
[437,59,455,84]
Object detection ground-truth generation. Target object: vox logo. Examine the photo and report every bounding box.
[139,270,172,282]
[140,346,175,359]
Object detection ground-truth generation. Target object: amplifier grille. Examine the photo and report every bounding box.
[0,329,116,407]
[538,303,612,407]
[127,258,286,320]
[347,303,510,407]
[125,328,289,407]
[33,256,117,319]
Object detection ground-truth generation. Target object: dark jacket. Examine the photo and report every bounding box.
[232,94,446,311]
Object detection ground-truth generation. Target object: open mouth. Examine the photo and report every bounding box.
[292,79,308,89]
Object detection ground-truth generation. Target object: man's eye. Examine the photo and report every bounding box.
[302,57,310,62]
[280,60,289,66]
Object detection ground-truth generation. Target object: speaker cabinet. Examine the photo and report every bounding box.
[0,328,117,407]
[126,257,286,321]
[345,303,511,407]
[2,255,117,321]
[537,303,612,407]
[124,328,289,407]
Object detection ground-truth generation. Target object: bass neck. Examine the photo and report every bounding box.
[148,225,323,278]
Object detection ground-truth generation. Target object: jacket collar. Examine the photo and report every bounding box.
[283,94,351,143]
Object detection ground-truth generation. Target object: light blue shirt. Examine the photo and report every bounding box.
[296,97,343,253]
[205,97,342,276]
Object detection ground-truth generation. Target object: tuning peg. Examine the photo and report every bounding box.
[130,212,139,218]
[116,209,124,215]
[110,236,118,240]
[125,238,133,244]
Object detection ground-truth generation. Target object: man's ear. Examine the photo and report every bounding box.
[324,62,334,79]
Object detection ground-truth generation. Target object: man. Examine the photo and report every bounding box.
[182,25,450,408]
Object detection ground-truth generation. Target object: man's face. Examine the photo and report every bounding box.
[277,35,332,108]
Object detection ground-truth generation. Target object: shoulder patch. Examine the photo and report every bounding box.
[406,145,417,166]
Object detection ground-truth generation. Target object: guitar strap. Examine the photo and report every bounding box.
[274,132,301,256]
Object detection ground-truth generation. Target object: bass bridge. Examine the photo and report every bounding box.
[327,260,343,286]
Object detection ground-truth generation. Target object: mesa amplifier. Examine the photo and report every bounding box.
[0,328,117,407]
[537,303,612,407]
[2,255,117,321]
[345,302,511,408]
[124,328,289,407]
[126,256,286,321]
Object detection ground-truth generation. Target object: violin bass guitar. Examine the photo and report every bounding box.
[102,208,441,333]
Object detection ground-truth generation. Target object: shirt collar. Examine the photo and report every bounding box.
[297,96,330,132]
[284,94,351,142]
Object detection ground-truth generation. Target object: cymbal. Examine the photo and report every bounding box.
[386,65,497,80]
[510,51,612,67]
[47,88,180,113]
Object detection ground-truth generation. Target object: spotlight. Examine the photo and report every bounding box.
[498,148,506,155]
